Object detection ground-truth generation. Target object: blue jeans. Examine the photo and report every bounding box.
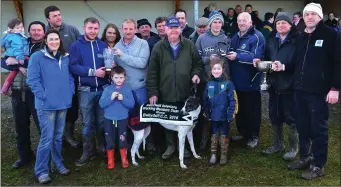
[212,121,230,136]
[34,109,67,177]
[78,90,104,136]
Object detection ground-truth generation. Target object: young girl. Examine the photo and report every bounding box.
[1,18,29,95]
[203,56,238,165]
[99,66,135,169]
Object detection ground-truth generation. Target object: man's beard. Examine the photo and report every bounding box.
[85,33,97,40]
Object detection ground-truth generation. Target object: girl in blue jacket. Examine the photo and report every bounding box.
[27,29,74,184]
[203,56,238,165]
[99,66,135,169]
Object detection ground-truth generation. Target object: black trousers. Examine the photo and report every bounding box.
[11,90,40,161]
[294,91,329,167]
[268,92,295,126]
[235,91,261,140]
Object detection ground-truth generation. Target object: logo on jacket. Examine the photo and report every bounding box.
[315,40,323,47]
[221,84,225,90]
[241,44,246,49]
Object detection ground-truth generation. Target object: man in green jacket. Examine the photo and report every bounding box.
[146,17,203,159]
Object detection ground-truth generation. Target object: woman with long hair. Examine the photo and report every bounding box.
[101,23,121,48]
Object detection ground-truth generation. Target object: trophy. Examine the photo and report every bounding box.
[103,48,115,72]
[256,61,272,91]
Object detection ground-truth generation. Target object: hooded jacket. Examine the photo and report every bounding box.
[1,32,29,60]
[195,29,231,77]
[69,35,110,91]
[27,48,74,110]
[229,27,266,91]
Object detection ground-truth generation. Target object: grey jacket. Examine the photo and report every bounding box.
[195,29,231,77]
[114,36,150,90]
[47,23,80,52]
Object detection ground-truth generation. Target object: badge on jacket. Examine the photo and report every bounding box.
[315,40,323,47]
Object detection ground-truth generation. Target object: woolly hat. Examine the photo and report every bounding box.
[137,18,152,29]
[275,12,293,25]
[303,3,323,19]
[208,10,224,26]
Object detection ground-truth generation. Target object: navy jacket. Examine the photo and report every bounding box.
[286,21,341,94]
[229,27,266,91]
[203,77,238,122]
[69,35,110,91]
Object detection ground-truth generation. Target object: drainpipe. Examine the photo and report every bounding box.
[194,0,199,24]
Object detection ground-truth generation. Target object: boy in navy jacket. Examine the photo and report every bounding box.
[99,66,135,169]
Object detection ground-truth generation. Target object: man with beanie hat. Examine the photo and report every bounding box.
[195,10,231,159]
[273,3,341,180]
[254,12,299,162]
[136,18,157,40]
[189,17,209,43]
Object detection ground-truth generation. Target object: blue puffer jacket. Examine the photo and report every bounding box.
[27,48,75,110]
[1,32,29,60]
[69,35,109,91]
[229,27,265,91]
[203,76,238,122]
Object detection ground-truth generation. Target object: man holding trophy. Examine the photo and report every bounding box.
[253,12,299,161]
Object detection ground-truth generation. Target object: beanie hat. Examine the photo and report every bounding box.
[195,17,209,27]
[208,10,224,26]
[137,18,152,29]
[303,3,323,19]
[275,12,293,25]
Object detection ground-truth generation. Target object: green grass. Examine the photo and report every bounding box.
[1,96,340,186]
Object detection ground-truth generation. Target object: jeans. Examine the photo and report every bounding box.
[11,90,40,161]
[211,121,230,136]
[104,118,128,149]
[34,109,67,177]
[78,90,104,136]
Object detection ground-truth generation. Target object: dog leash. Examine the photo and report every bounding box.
[190,83,198,97]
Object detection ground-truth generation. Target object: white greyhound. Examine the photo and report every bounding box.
[131,96,202,169]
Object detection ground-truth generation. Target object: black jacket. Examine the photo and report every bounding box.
[264,28,298,94]
[324,19,338,28]
[182,25,195,39]
[147,34,162,53]
[286,21,341,95]
[223,16,238,38]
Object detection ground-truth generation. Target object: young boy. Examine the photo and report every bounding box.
[1,18,29,95]
[99,66,135,169]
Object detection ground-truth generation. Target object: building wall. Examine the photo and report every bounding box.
[181,1,305,26]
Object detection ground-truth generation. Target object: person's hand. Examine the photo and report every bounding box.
[111,92,119,100]
[226,52,237,61]
[113,48,122,56]
[18,60,25,65]
[149,96,158,104]
[253,58,261,67]
[117,94,123,101]
[271,61,284,71]
[19,67,27,76]
[326,90,339,104]
[95,67,106,78]
[5,57,18,65]
[192,75,200,84]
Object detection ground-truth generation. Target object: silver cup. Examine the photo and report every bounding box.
[103,48,114,72]
[256,61,272,91]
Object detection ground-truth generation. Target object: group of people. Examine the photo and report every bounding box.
[1,1,340,184]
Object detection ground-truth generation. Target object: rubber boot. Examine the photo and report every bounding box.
[219,135,229,165]
[107,150,114,169]
[283,125,299,161]
[209,134,218,164]
[199,118,210,150]
[162,129,176,160]
[95,128,106,157]
[120,148,129,168]
[1,70,18,95]
[64,122,81,148]
[261,124,285,154]
[75,135,95,166]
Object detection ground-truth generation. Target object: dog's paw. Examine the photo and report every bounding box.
[132,162,139,167]
[180,164,188,169]
[194,155,202,159]
[138,156,145,160]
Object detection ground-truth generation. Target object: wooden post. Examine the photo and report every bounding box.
[175,0,181,10]
[13,0,24,23]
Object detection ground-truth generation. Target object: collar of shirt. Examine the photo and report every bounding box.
[276,32,289,44]
[121,35,137,47]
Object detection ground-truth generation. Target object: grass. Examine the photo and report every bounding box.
[1,94,340,186]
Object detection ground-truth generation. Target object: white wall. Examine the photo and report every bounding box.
[181,1,305,27]
[22,1,176,35]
